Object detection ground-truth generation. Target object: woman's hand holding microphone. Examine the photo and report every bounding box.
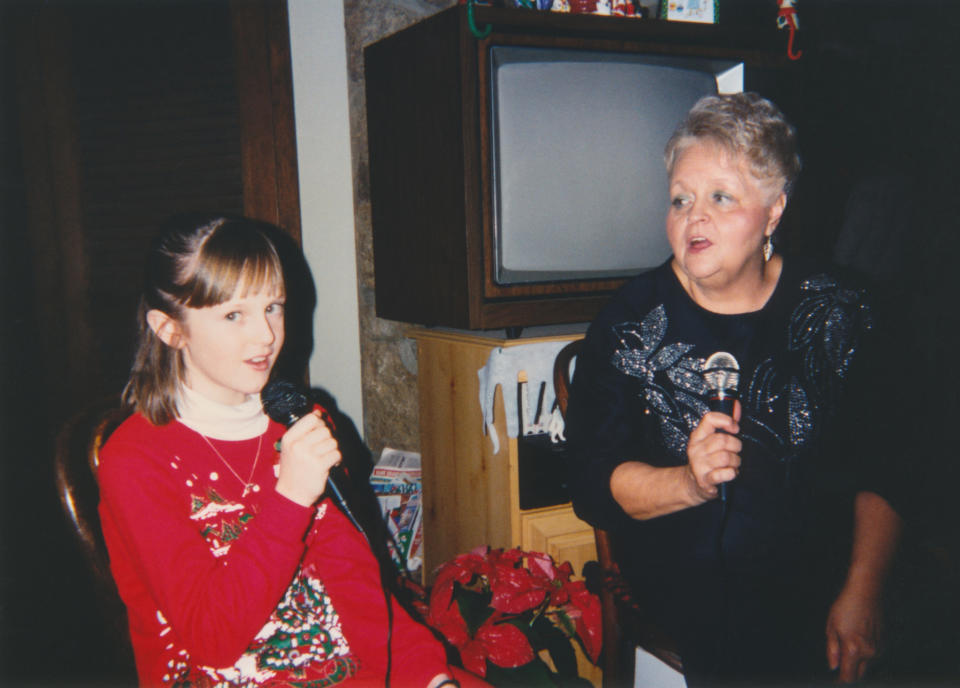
[684,400,742,502]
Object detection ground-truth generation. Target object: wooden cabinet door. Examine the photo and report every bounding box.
[521,505,598,581]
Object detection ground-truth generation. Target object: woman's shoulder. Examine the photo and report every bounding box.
[590,261,673,332]
[781,254,873,297]
[776,256,878,360]
[774,256,876,329]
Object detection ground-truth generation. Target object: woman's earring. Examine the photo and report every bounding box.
[763,236,774,262]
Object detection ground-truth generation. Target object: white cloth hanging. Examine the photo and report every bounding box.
[477,340,571,454]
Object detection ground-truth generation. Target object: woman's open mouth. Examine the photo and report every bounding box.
[688,236,711,252]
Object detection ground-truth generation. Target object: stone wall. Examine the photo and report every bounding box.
[343,0,456,455]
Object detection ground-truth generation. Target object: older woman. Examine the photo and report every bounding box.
[567,93,902,685]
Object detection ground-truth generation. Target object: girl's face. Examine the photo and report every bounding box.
[176,284,285,405]
[666,140,785,295]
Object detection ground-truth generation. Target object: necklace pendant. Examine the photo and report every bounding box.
[199,433,263,499]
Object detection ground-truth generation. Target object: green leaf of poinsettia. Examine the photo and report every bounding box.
[454,585,495,635]
[532,615,578,679]
[554,609,577,638]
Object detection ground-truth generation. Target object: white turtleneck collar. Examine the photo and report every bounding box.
[175,384,269,441]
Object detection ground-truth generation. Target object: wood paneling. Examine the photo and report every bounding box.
[232,0,301,239]
[414,330,518,572]
[14,8,93,406]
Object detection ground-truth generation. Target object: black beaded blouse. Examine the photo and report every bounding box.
[566,257,899,682]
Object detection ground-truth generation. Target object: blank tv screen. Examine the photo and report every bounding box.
[490,46,743,285]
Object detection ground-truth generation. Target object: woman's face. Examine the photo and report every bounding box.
[666,140,785,293]
[176,284,286,406]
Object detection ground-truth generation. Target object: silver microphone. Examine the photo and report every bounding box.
[703,352,740,503]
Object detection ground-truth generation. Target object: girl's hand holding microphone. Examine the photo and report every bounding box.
[274,411,342,507]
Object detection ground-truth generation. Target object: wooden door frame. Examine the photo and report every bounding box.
[232,0,302,242]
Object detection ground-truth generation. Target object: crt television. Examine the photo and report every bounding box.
[490,46,743,287]
[364,5,788,331]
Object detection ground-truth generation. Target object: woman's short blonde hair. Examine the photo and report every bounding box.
[664,92,801,199]
[123,215,285,425]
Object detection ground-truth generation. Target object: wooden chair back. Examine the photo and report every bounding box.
[53,399,135,673]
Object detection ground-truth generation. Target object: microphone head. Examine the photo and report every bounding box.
[703,351,740,395]
[261,379,312,426]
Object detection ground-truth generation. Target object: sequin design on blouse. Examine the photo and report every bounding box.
[741,275,873,461]
[610,274,872,462]
[782,274,872,456]
[787,275,872,402]
[610,305,705,456]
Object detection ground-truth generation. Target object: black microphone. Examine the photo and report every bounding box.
[261,379,362,531]
[703,352,740,504]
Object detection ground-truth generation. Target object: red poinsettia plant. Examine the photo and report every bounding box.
[409,546,602,686]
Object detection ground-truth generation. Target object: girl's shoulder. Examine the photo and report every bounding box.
[103,411,181,450]
[98,412,194,480]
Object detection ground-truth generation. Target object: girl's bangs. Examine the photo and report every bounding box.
[183,231,284,308]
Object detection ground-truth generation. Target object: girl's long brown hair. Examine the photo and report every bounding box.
[123,215,285,425]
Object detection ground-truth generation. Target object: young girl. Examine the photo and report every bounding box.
[98,215,485,688]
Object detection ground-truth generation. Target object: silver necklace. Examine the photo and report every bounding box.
[199,434,263,497]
